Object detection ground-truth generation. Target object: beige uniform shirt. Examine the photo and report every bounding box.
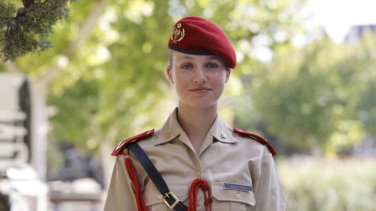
[104,109,286,211]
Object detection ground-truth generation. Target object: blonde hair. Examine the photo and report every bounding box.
[167,50,230,70]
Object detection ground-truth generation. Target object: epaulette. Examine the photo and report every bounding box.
[111,129,154,156]
[233,128,277,156]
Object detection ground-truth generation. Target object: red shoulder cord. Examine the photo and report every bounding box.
[124,148,212,211]
[123,150,147,211]
[188,178,212,211]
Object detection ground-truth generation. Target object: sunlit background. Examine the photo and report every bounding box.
[0,0,375,210]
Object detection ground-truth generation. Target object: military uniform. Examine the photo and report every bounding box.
[104,109,286,210]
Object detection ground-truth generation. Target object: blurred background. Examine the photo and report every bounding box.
[0,0,375,210]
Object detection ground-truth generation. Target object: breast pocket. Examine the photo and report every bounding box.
[143,182,188,211]
[210,181,255,211]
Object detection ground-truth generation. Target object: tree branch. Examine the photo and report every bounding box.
[3,61,22,73]
[65,0,109,57]
[37,0,109,85]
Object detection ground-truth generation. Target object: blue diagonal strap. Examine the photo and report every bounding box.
[128,142,187,211]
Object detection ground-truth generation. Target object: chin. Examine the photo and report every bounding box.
[190,102,218,110]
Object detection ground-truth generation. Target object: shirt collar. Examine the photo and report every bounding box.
[154,108,237,146]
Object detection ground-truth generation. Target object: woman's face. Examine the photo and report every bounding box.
[167,51,230,109]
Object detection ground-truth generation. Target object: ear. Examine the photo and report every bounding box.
[225,69,231,83]
[166,66,174,84]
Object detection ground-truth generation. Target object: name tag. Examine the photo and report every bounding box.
[224,183,253,192]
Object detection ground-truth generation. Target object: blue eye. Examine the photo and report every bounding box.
[206,62,219,69]
[181,64,193,69]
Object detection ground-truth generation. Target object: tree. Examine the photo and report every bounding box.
[236,32,376,156]
[48,0,173,150]
[0,0,71,61]
[1,0,108,178]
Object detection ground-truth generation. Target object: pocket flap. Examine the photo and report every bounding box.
[211,181,255,206]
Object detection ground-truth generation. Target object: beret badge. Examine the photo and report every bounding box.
[170,22,185,43]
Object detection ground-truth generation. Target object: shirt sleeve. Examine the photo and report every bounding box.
[253,149,287,211]
[104,155,138,211]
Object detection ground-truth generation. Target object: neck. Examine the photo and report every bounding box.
[176,105,218,152]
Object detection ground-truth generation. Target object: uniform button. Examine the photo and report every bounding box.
[165,132,171,139]
[237,193,242,198]
[197,205,202,210]
[158,194,163,199]
[195,171,201,176]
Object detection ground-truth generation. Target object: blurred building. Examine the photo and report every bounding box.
[352,135,376,157]
[344,24,376,43]
[47,141,105,190]
[0,73,48,211]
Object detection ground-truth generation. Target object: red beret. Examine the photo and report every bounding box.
[168,16,237,69]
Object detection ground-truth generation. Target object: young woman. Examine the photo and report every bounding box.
[104,16,286,211]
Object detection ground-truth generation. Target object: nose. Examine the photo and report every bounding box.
[193,68,207,84]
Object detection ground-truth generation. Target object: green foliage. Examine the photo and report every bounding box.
[279,158,376,211]
[347,32,376,138]
[47,0,174,149]
[234,33,376,155]
[48,78,99,149]
[0,0,71,61]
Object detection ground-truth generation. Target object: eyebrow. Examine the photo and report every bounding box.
[176,55,221,62]
[176,55,194,61]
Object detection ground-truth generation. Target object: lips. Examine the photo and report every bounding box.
[190,87,211,93]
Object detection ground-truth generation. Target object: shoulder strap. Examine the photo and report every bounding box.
[233,128,277,156]
[127,142,187,211]
[112,129,154,156]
